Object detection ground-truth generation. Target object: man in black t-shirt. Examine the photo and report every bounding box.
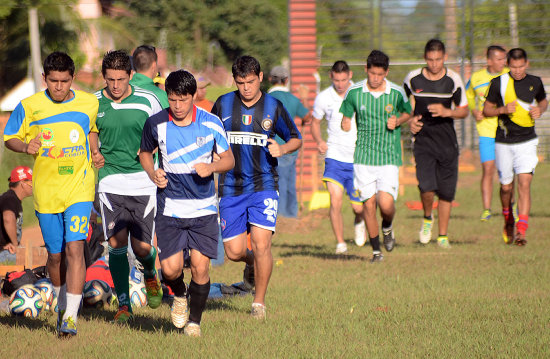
[0,166,33,263]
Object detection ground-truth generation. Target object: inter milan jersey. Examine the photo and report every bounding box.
[211,91,301,197]
[141,106,229,218]
[403,68,467,148]
[4,90,98,213]
[485,73,546,144]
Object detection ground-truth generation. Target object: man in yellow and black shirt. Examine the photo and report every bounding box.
[483,48,547,246]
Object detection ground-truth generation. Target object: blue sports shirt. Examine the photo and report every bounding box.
[211,91,301,197]
[140,105,229,218]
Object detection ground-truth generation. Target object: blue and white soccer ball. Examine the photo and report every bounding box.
[34,279,55,311]
[129,279,147,308]
[8,284,44,318]
[83,280,113,308]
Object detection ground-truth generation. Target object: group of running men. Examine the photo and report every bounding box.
[3,38,546,338]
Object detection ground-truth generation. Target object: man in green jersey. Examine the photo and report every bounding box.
[341,50,412,262]
[130,44,169,109]
[91,50,163,323]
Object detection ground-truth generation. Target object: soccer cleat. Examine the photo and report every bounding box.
[502,222,515,244]
[145,275,163,309]
[113,305,133,324]
[419,218,433,244]
[382,227,395,252]
[514,232,527,246]
[58,316,77,338]
[243,264,255,291]
[171,296,189,329]
[480,209,492,222]
[370,252,384,263]
[437,235,451,249]
[56,309,65,334]
[251,303,266,320]
[354,221,367,247]
[335,242,348,254]
[183,322,201,337]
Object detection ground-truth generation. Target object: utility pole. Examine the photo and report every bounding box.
[29,7,42,93]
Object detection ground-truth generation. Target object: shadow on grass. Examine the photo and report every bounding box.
[274,243,369,261]
[0,314,50,331]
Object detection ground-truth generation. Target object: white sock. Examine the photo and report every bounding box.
[54,284,67,312]
[64,293,82,323]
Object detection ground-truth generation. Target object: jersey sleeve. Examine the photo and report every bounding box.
[535,78,547,103]
[485,78,501,105]
[3,102,29,142]
[451,73,468,107]
[274,104,301,142]
[210,116,230,154]
[140,117,158,153]
[295,97,309,119]
[465,78,477,111]
[312,93,325,120]
[339,91,355,118]
[89,97,99,133]
[396,88,413,114]
[211,98,222,117]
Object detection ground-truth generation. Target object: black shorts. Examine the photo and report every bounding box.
[413,142,458,202]
[155,214,219,261]
[99,192,156,244]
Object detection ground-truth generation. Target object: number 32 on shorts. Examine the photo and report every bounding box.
[263,198,278,223]
[70,216,88,234]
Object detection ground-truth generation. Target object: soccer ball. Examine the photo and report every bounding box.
[9,284,44,318]
[34,279,55,311]
[129,279,147,308]
[50,295,58,314]
[83,280,113,308]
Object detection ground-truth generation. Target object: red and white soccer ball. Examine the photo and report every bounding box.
[8,284,44,318]
[83,279,113,308]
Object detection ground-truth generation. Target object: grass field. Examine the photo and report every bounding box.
[1,163,550,358]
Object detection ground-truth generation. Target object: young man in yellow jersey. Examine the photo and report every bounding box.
[4,52,99,337]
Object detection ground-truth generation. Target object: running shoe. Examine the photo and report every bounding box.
[251,303,266,320]
[437,235,451,249]
[382,227,395,252]
[514,232,527,246]
[145,275,163,309]
[480,209,492,222]
[58,316,77,338]
[354,221,367,247]
[184,322,201,337]
[370,252,384,263]
[243,264,255,291]
[113,305,133,324]
[171,296,189,329]
[419,218,433,244]
[335,242,348,254]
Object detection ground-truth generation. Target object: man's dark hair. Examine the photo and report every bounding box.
[232,56,261,78]
[424,39,446,55]
[366,50,390,71]
[331,60,350,74]
[165,70,197,96]
[487,45,506,59]
[102,50,132,76]
[43,51,75,77]
[8,182,18,189]
[507,48,528,63]
[132,45,157,73]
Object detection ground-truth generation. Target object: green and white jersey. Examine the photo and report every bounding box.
[340,79,411,166]
[95,85,162,195]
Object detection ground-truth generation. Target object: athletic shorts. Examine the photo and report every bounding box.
[219,190,278,241]
[322,158,361,203]
[495,138,538,185]
[36,201,93,254]
[479,136,496,163]
[413,143,458,202]
[354,164,399,202]
[155,214,218,261]
[99,192,156,244]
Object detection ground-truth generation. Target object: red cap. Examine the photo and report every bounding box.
[9,166,32,182]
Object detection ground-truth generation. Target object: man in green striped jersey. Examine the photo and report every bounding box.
[130,45,169,109]
[341,50,412,262]
[90,50,164,323]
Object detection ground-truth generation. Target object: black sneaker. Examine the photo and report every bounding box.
[243,264,255,290]
[382,227,395,252]
[370,253,384,263]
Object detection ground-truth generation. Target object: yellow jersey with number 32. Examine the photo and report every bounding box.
[4,90,98,213]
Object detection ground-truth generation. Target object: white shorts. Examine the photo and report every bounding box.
[353,164,399,202]
[495,138,538,185]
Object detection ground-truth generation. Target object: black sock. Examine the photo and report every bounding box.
[370,235,381,252]
[382,219,392,229]
[188,280,210,324]
[163,272,186,297]
[424,215,433,221]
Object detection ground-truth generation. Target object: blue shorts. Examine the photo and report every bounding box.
[219,190,278,241]
[479,136,496,163]
[155,214,219,261]
[36,202,93,254]
[322,158,361,202]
